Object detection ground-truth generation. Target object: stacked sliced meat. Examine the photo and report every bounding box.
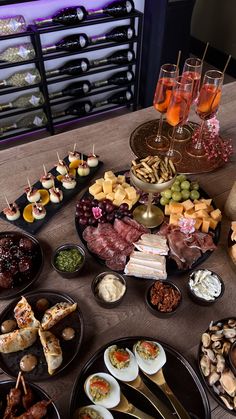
[82,217,148,271]
[158,224,216,270]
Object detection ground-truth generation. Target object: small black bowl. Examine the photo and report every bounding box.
[145,280,182,318]
[229,341,236,375]
[51,243,86,278]
[187,269,225,306]
[91,271,127,308]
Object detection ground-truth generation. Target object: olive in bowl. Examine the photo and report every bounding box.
[187,269,225,306]
[91,271,127,308]
[145,280,182,318]
[51,243,85,278]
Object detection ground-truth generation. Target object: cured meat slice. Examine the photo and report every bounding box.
[106,253,127,271]
[168,230,201,269]
[87,237,116,260]
[123,217,149,234]
[113,219,142,244]
[82,226,97,242]
[186,231,216,253]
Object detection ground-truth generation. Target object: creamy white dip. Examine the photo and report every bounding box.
[97,274,126,302]
[189,269,222,301]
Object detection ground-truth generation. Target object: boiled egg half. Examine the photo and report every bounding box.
[84,372,120,409]
[77,405,114,419]
[104,345,138,382]
[133,340,166,374]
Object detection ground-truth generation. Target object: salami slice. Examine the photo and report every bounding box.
[82,226,96,242]
[123,217,149,234]
[106,253,127,271]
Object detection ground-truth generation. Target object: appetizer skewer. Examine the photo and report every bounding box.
[3,195,20,221]
[40,165,54,189]
[49,187,63,203]
[25,178,40,203]
[68,143,80,163]
[78,154,90,176]
[61,173,76,189]
[56,152,68,175]
[87,144,99,168]
[32,202,46,220]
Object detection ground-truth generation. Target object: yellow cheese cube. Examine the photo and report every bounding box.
[117,175,125,184]
[122,182,130,189]
[182,199,195,211]
[113,198,124,207]
[184,211,198,219]
[102,180,113,195]
[200,198,212,205]
[114,188,126,202]
[94,192,106,201]
[195,202,208,211]
[194,218,202,230]
[106,193,115,201]
[209,217,218,230]
[95,178,104,186]
[126,186,137,200]
[165,205,171,216]
[195,209,209,219]
[131,194,139,207]
[104,170,116,179]
[193,199,200,204]
[122,199,133,210]
[207,205,214,212]
[210,208,222,221]
[201,219,210,233]
[89,183,102,196]
[169,202,184,214]
[169,213,181,226]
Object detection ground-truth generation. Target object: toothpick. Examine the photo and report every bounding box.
[202,42,209,63]
[56,152,61,163]
[27,178,31,189]
[176,50,181,69]
[81,153,84,163]
[4,194,10,209]
[15,371,22,389]
[43,164,47,176]
[21,375,27,395]
[92,144,95,156]
[223,55,231,74]
[73,143,76,152]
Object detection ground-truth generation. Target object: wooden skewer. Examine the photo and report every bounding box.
[43,164,47,176]
[92,144,95,156]
[176,50,181,69]
[27,178,31,189]
[81,153,84,163]
[15,371,22,389]
[223,55,231,74]
[21,374,27,395]
[73,143,76,152]
[4,194,10,209]
[56,152,61,163]
[201,41,209,62]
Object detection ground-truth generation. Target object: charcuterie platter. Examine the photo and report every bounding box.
[75,167,221,277]
[70,336,211,419]
[0,290,83,381]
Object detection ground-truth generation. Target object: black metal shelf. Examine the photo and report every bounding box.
[0,30,34,41]
[0,57,39,70]
[0,105,44,119]
[0,83,42,96]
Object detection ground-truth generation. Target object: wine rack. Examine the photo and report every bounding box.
[0,8,143,145]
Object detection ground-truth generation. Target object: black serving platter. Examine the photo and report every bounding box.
[75,170,220,276]
[198,317,236,415]
[0,289,83,381]
[0,231,43,300]
[0,154,103,235]
[70,336,211,419]
[0,379,60,419]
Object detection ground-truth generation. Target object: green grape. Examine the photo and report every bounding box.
[176,174,186,182]
[191,181,200,191]
[163,189,172,199]
[160,196,169,206]
[173,179,180,185]
[181,189,190,200]
[181,180,191,190]
[172,191,182,202]
[160,191,166,196]
[171,184,181,192]
[190,190,200,200]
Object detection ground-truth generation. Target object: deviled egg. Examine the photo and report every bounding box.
[3,202,20,221]
[32,203,46,220]
[84,372,120,409]
[75,405,114,419]
[104,345,138,382]
[49,187,63,203]
[40,173,54,189]
[61,174,76,190]
[56,159,68,175]
[133,340,166,374]
[25,187,40,203]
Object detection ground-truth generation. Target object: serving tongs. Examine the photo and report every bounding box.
[134,342,191,419]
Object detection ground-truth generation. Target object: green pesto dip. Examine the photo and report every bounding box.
[55,248,83,272]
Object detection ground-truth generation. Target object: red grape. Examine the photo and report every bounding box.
[98,201,106,211]
[78,216,88,226]
[88,217,96,225]
[91,199,98,206]
[106,213,115,222]
[119,203,129,211]
[105,203,115,213]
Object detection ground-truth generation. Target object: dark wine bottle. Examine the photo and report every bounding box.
[93,70,134,88]
[35,1,134,27]
[50,81,91,99]
[35,6,87,26]
[46,58,90,78]
[42,26,135,54]
[54,101,93,118]
[92,49,135,67]
[95,90,133,107]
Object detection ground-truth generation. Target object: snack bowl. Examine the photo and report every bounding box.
[91,271,127,308]
[229,341,236,375]
[51,243,86,278]
[145,280,182,318]
[187,269,225,306]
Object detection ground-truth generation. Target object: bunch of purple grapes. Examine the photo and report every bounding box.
[76,198,132,226]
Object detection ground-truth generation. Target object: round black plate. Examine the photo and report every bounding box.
[0,231,43,300]
[198,317,236,415]
[75,172,220,276]
[0,379,60,418]
[70,336,211,419]
[0,289,84,381]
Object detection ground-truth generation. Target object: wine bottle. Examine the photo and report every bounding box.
[42,25,135,54]
[53,101,93,118]
[0,112,48,134]
[0,69,41,88]
[92,49,135,67]
[35,1,134,27]
[0,92,45,112]
[0,15,27,35]
[95,90,133,107]
[0,43,35,63]
[50,81,91,99]
[46,58,90,78]
[93,70,134,88]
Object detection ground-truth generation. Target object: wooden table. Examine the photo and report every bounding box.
[0,82,236,419]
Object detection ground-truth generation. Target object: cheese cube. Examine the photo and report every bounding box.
[114,188,126,202]
[104,170,116,179]
[94,192,106,201]
[194,218,202,230]
[195,202,208,211]
[209,217,218,230]
[165,205,171,216]
[207,205,214,212]
[89,183,102,196]
[201,219,210,233]
[195,209,209,219]
[122,182,130,189]
[113,198,124,207]
[169,202,184,214]
[106,192,115,201]
[169,213,181,226]
[184,211,198,219]
[210,208,222,221]
[182,199,195,211]
[117,175,126,184]
[126,186,137,200]
[95,178,104,186]
[122,199,133,210]
[200,198,212,205]
[132,194,139,205]
[102,180,112,195]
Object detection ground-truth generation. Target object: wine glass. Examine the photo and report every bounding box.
[146,64,178,151]
[165,76,193,163]
[186,70,223,157]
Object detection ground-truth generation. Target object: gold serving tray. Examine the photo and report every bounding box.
[129,119,225,174]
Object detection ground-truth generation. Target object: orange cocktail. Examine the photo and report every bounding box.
[196,84,222,119]
[153,77,176,113]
